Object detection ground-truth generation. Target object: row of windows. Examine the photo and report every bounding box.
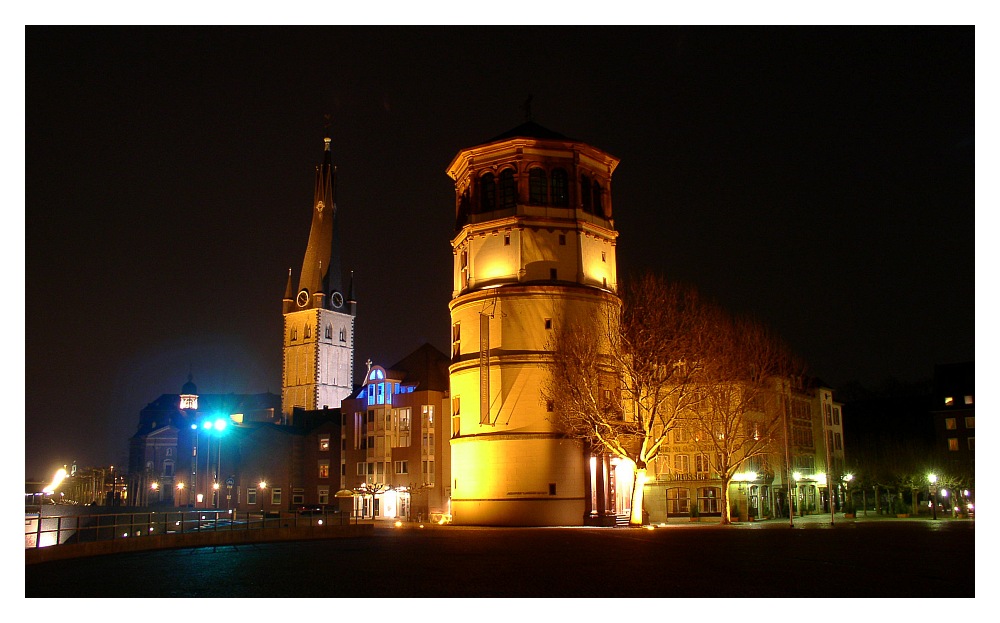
[943,395,973,406]
[944,416,975,430]
[460,167,606,216]
[290,324,347,342]
[947,437,975,451]
[246,487,282,505]
[355,460,435,482]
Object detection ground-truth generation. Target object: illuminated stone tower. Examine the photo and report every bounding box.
[282,135,356,420]
[446,122,620,526]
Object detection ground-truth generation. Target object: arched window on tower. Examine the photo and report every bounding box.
[593,181,604,215]
[580,174,592,213]
[529,168,547,205]
[479,173,496,213]
[325,324,332,340]
[551,168,568,206]
[457,189,471,227]
[499,168,516,210]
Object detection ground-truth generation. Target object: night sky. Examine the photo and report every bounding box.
[24,26,975,480]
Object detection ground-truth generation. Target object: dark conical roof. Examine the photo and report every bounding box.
[181,374,197,395]
[486,121,573,144]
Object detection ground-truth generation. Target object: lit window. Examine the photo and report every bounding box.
[319,436,330,451]
[948,438,959,451]
[944,396,954,406]
[318,461,330,479]
[945,418,957,430]
[667,488,691,514]
[964,395,973,405]
[965,416,974,429]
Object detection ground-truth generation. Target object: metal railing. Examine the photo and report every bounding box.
[25,508,353,549]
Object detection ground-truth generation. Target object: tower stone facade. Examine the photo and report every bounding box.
[446,122,620,526]
[282,136,356,420]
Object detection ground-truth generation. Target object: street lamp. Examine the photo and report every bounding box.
[928,473,938,520]
[259,481,267,520]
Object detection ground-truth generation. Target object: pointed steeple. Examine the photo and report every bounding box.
[295,134,336,310]
[282,267,294,314]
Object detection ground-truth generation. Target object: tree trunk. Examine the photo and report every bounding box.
[629,468,646,526]
[720,478,732,525]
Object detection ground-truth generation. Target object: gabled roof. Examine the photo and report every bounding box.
[390,343,450,392]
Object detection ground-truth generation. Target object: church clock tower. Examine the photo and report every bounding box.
[282,135,356,420]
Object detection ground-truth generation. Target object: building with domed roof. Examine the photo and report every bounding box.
[446,120,625,526]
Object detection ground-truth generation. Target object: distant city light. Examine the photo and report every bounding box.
[42,468,67,494]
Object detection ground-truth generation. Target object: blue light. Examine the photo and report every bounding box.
[214,418,227,432]
[191,424,198,430]
[203,421,212,430]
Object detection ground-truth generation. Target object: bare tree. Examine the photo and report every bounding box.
[544,273,709,526]
[683,312,798,524]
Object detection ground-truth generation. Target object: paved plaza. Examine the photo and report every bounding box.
[26,515,975,599]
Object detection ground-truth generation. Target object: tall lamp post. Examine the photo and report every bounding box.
[258,481,268,525]
[928,473,938,520]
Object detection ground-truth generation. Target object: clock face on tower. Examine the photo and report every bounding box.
[296,289,310,307]
[331,291,344,309]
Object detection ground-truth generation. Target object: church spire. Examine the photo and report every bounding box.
[295,133,337,310]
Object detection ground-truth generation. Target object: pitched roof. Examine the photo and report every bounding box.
[390,343,450,392]
[486,121,573,143]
